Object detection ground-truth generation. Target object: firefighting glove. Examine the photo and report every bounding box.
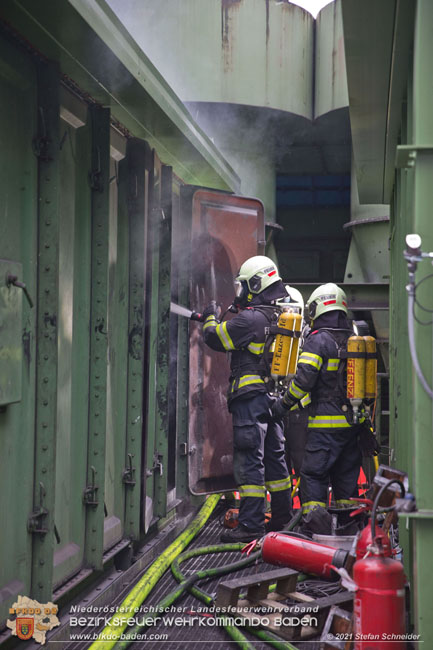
[357,422,380,457]
[202,300,221,321]
[271,394,295,420]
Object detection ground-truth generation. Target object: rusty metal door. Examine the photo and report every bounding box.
[186,190,265,494]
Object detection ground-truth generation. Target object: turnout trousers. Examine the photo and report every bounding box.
[300,427,362,513]
[230,393,292,531]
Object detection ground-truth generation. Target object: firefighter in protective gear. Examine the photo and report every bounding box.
[277,285,304,314]
[202,256,293,543]
[272,283,362,531]
[277,286,308,497]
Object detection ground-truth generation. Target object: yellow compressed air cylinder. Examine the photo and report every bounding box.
[364,335,377,399]
[287,312,302,376]
[346,336,366,401]
[271,311,294,379]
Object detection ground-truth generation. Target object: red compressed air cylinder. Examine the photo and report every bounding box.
[261,532,347,579]
[353,554,406,649]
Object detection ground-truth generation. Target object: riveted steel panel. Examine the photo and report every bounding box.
[103,132,129,551]
[153,164,173,519]
[144,149,173,526]
[0,32,38,626]
[31,59,61,603]
[52,99,94,588]
[83,105,110,570]
[122,138,150,538]
[187,190,265,494]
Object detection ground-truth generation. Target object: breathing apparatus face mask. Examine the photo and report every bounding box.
[232,279,249,308]
[234,280,243,298]
[306,300,317,325]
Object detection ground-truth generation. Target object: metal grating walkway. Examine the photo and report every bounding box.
[120,506,324,650]
[63,504,331,649]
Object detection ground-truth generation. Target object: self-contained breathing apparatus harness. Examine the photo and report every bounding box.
[227,304,302,396]
[303,327,379,456]
[306,327,357,424]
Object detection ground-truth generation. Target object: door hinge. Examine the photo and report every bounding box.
[180,443,196,457]
[146,453,164,477]
[122,453,136,486]
[28,482,49,535]
[83,465,99,507]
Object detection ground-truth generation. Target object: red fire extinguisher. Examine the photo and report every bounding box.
[353,479,407,649]
[261,532,348,580]
[355,522,392,561]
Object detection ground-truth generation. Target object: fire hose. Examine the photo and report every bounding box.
[115,509,304,649]
[115,544,260,650]
[89,494,221,650]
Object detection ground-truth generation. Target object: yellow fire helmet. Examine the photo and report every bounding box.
[234,255,281,298]
[306,282,348,321]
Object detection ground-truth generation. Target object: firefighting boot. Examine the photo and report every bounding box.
[265,515,292,533]
[220,524,265,543]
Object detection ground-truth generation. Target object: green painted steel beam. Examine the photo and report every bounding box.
[144,152,162,530]
[29,61,60,603]
[142,154,176,523]
[410,0,433,638]
[83,105,110,569]
[103,144,129,551]
[389,80,413,480]
[0,0,239,193]
[174,188,194,500]
[153,165,173,518]
[122,138,151,540]
[388,35,415,623]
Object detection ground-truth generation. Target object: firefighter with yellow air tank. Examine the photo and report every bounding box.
[200,256,293,543]
[272,282,379,533]
[272,286,309,492]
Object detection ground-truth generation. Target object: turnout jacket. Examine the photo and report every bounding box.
[284,327,359,430]
[203,306,275,405]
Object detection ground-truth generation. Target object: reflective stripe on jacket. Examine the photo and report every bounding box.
[285,327,359,429]
[203,306,276,403]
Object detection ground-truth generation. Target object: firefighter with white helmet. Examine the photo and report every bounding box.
[272,282,363,532]
[200,255,293,542]
[277,285,308,496]
[277,285,304,314]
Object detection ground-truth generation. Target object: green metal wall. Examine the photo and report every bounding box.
[0,27,192,628]
[0,33,38,620]
[388,0,433,639]
[341,0,433,639]
[402,0,433,637]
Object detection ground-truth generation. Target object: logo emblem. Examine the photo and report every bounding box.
[7,597,60,643]
[16,618,34,640]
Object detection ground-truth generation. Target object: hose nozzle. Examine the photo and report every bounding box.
[190,311,205,322]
